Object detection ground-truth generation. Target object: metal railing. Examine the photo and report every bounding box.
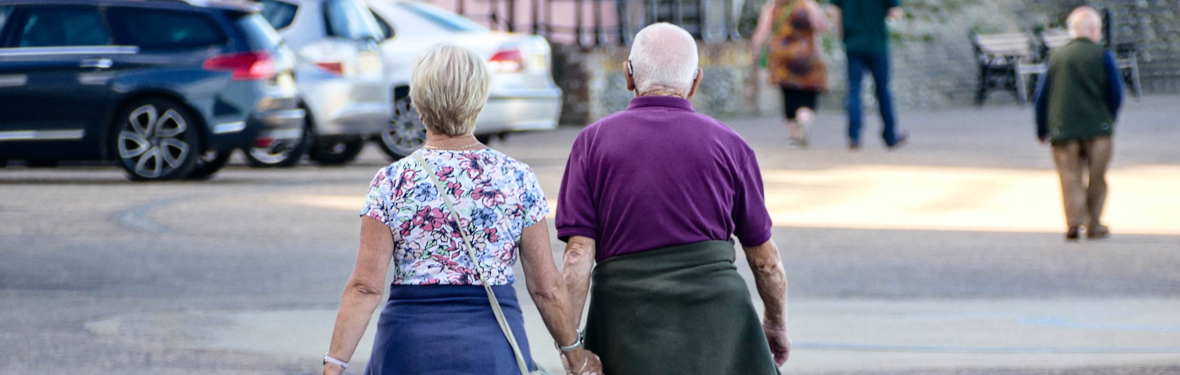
[452,0,744,46]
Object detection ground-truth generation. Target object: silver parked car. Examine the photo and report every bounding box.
[365,0,563,159]
[256,0,390,166]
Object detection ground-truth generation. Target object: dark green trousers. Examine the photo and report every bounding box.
[584,241,780,375]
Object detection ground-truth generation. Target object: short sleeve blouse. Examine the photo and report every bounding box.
[360,149,549,286]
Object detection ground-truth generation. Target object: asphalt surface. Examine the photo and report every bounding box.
[2,96,1179,375]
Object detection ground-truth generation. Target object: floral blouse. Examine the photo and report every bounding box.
[360,149,549,286]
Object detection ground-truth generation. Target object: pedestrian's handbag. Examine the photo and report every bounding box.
[413,152,552,375]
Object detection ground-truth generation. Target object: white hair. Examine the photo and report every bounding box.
[1067,7,1102,41]
[410,43,490,136]
[628,23,699,94]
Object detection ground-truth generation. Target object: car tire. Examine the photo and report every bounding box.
[309,137,365,165]
[475,134,492,145]
[378,96,426,160]
[114,98,201,181]
[245,119,311,168]
[26,160,59,168]
[186,150,232,180]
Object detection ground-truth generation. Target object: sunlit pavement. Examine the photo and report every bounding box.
[2,96,1179,374]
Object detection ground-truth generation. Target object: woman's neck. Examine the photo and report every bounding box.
[423,133,485,150]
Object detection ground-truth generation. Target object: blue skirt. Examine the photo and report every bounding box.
[365,284,537,375]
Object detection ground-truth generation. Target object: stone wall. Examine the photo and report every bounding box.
[550,0,1180,124]
[553,42,757,124]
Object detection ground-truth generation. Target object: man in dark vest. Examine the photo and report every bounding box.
[1034,6,1125,241]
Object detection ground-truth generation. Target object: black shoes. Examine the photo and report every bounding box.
[847,131,907,150]
[1087,224,1110,240]
[887,131,910,150]
[1065,225,1111,241]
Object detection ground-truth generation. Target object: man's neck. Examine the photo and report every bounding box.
[636,90,687,99]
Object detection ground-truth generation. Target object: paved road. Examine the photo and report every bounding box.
[2,96,1179,375]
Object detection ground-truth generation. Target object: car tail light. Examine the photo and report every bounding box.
[254,137,275,148]
[203,51,275,80]
[488,49,524,73]
[315,61,345,76]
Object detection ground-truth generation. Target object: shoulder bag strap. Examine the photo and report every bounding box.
[413,152,532,375]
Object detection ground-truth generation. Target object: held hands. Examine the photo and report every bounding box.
[763,321,791,367]
[560,348,604,375]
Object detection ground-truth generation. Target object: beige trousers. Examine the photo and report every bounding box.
[1050,136,1113,229]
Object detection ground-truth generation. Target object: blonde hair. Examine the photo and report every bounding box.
[628,23,699,95]
[410,44,490,136]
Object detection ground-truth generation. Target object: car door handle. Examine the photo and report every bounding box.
[80,59,113,69]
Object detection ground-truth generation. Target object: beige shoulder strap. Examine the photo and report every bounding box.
[413,152,532,375]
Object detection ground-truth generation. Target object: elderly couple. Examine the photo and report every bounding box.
[322,23,789,375]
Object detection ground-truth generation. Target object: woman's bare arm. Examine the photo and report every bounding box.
[520,220,602,374]
[324,217,395,375]
[751,1,776,55]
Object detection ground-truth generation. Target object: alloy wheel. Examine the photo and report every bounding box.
[118,104,191,179]
[379,97,426,158]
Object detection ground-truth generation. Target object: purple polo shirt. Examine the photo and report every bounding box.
[556,96,773,261]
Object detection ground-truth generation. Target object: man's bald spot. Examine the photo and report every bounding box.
[1068,7,1102,41]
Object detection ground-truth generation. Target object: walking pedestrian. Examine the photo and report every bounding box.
[322,44,603,375]
[828,0,908,149]
[1034,7,1124,241]
[752,0,830,148]
[557,23,790,375]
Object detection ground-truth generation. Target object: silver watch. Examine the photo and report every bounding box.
[555,330,584,352]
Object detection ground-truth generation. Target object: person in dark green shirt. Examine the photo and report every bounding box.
[827,0,907,149]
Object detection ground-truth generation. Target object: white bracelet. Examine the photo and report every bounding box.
[324,353,350,369]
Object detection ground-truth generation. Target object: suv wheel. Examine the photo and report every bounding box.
[115,98,200,181]
[246,120,311,167]
[186,150,232,180]
[378,96,426,160]
[309,137,365,165]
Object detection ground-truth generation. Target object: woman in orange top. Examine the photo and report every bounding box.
[752,0,829,147]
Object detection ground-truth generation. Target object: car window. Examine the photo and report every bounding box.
[107,8,228,51]
[0,6,11,33]
[396,2,487,33]
[12,6,109,48]
[371,10,394,40]
[324,0,383,40]
[234,13,283,51]
[260,0,298,30]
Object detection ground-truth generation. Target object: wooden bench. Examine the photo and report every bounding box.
[971,30,1040,105]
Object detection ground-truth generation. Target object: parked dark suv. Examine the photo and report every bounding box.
[0,0,304,180]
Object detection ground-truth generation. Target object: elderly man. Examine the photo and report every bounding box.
[1034,7,1124,241]
[557,23,789,374]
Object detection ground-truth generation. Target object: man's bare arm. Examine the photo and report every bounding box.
[743,239,790,365]
[561,236,597,324]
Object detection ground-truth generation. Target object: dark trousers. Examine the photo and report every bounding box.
[846,51,900,145]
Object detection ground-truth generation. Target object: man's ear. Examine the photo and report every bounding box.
[687,68,703,98]
[624,61,636,92]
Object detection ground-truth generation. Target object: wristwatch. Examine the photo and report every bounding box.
[323,353,350,369]
[555,330,584,352]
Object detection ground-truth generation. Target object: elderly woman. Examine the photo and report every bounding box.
[322,44,603,375]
